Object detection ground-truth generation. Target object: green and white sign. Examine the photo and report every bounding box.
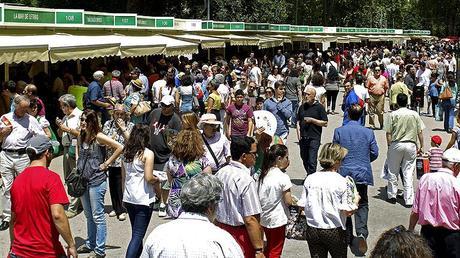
[84,13,114,26]
[137,17,155,27]
[115,15,136,26]
[4,7,55,24]
[230,23,244,30]
[156,18,173,28]
[56,11,83,24]
[214,22,231,30]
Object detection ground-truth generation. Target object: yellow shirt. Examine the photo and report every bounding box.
[390,82,410,105]
[208,92,222,110]
[384,108,425,144]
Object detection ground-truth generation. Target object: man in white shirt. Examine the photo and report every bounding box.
[249,60,262,87]
[151,70,167,108]
[141,174,243,258]
[215,136,264,258]
[353,74,370,126]
[416,61,432,114]
[56,94,83,218]
[0,95,45,230]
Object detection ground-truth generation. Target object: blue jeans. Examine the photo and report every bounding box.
[291,99,299,126]
[81,181,107,256]
[125,202,153,258]
[441,99,455,131]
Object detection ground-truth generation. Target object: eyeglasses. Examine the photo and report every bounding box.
[80,117,87,122]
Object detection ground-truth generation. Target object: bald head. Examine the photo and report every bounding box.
[24,84,38,96]
[304,86,316,105]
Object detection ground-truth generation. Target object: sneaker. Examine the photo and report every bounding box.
[65,210,77,219]
[76,245,92,254]
[87,251,106,258]
[158,203,166,217]
[108,211,117,217]
[118,213,127,221]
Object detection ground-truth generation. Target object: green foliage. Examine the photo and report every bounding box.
[1,0,458,36]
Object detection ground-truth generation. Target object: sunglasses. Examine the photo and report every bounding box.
[161,104,173,108]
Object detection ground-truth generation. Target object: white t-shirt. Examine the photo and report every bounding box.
[152,79,167,104]
[249,67,262,85]
[217,84,230,105]
[258,167,292,228]
[305,85,326,103]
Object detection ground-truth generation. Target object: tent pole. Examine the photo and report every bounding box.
[4,64,9,82]
[77,60,82,75]
[44,61,49,74]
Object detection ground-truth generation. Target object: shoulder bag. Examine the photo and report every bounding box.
[439,85,453,100]
[65,147,88,197]
[133,94,152,116]
[201,134,220,172]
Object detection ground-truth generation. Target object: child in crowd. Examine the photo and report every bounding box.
[428,135,443,172]
[255,97,265,111]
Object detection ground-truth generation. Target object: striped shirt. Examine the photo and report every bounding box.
[429,147,443,172]
[215,161,262,226]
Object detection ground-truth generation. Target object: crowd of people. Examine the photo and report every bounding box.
[1,40,460,258]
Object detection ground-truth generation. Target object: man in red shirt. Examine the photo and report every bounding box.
[9,135,77,258]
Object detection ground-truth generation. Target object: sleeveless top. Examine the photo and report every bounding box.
[123,148,156,206]
[77,140,106,187]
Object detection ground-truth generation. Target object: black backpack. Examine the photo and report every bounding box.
[327,62,339,81]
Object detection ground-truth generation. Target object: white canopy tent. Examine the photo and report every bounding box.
[168,34,226,49]
[0,34,199,64]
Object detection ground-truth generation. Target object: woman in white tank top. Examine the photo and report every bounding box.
[122,124,159,258]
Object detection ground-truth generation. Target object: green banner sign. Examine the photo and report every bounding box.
[230,23,244,30]
[137,17,155,27]
[115,16,135,26]
[244,23,257,31]
[214,22,230,30]
[56,11,83,24]
[279,25,290,31]
[156,18,173,28]
[270,24,280,31]
[257,24,269,30]
[84,14,114,26]
[4,8,55,24]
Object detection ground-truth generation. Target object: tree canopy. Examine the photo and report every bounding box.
[4,0,458,36]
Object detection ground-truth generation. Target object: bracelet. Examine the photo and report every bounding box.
[254,248,263,253]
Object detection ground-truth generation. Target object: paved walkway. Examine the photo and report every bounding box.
[0,95,452,257]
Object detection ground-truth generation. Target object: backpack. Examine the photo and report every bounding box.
[327,62,339,81]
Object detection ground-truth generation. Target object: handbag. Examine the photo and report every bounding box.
[285,206,307,240]
[439,85,453,100]
[192,86,200,111]
[65,152,88,198]
[133,94,152,116]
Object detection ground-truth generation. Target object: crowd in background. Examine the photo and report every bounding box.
[1,39,460,258]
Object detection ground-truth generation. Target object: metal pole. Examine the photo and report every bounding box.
[4,64,9,82]
[207,0,211,63]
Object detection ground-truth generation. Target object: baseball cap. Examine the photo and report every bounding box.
[160,95,175,106]
[431,135,442,146]
[93,70,104,80]
[112,70,121,77]
[26,134,52,155]
[443,148,460,163]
